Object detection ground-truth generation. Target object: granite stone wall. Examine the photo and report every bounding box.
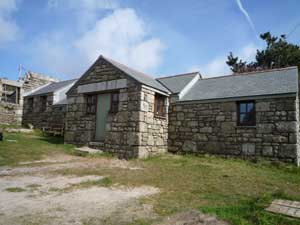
[22,94,66,129]
[168,97,298,163]
[0,102,22,125]
[65,58,168,158]
[137,86,168,157]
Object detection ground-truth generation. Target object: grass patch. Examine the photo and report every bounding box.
[55,154,300,224]
[88,151,115,158]
[68,177,113,191]
[0,124,23,130]
[5,187,26,192]
[0,131,76,166]
[2,132,300,224]
[200,194,300,225]
[127,219,153,225]
[26,184,42,189]
[78,177,113,187]
[48,177,113,193]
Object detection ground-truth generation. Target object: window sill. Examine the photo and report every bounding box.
[108,111,118,115]
[236,125,256,128]
[154,115,167,120]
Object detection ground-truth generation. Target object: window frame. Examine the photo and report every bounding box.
[237,100,256,126]
[40,95,47,112]
[110,92,119,113]
[86,94,97,114]
[1,84,20,104]
[27,97,34,113]
[154,94,166,118]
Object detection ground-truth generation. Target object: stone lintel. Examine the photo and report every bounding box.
[78,79,127,93]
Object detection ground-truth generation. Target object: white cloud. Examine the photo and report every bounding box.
[0,0,19,47]
[31,7,165,77]
[190,43,257,78]
[75,8,164,72]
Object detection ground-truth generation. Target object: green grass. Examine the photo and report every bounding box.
[0,124,23,129]
[55,155,300,225]
[77,177,113,187]
[1,132,300,224]
[0,130,76,166]
[61,177,113,192]
[47,178,113,193]
[5,187,26,192]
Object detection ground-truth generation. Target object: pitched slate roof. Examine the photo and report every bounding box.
[180,67,298,101]
[102,56,170,94]
[27,79,78,96]
[156,72,199,94]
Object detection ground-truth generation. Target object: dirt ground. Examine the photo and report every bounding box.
[0,153,230,225]
[0,154,158,225]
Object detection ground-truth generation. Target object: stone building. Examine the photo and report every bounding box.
[0,78,23,124]
[22,79,77,130]
[65,55,170,158]
[0,71,57,125]
[63,56,300,165]
[167,68,299,165]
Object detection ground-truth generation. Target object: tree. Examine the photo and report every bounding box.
[226,32,300,73]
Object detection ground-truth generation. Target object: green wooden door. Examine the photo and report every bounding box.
[95,93,111,141]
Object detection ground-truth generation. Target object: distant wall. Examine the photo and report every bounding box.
[22,94,66,130]
[0,102,22,125]
[0,79,22,125]
[21,72,57,93]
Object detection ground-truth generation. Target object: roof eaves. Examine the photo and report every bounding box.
[179,92,297,103]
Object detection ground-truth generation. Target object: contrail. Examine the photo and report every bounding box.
[235,0,257,33]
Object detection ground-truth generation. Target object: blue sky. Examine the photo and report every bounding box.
[0,0,299,81]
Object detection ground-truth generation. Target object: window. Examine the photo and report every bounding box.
[1,84,20,104]
[27,98,33,113]
[40,96,47,112]
[110,92,119,113]
[154,94,166,117]
[237,101,256,126]
[86,95,97,114]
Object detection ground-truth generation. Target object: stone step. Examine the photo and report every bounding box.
[75,146,102,154]
[89,141,105,149]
